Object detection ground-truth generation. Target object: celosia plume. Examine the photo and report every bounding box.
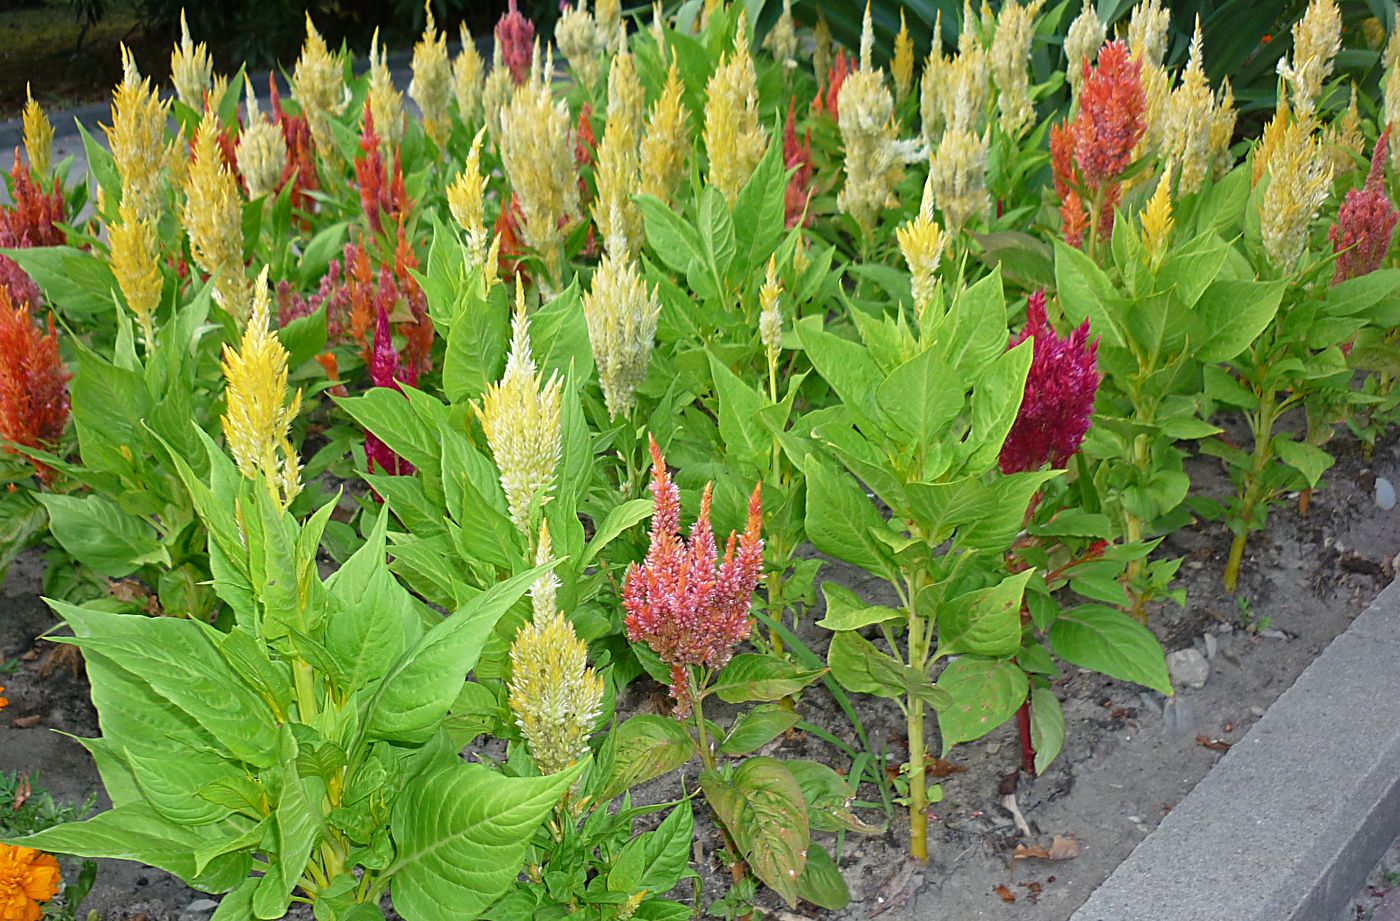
[109,199,163,341]
[184,112,250,320]
[365,303,417,477]
[1139,166,1174,263]
[583,252,659,418]
[1276,0,1342,121]
[813,48,852,120]
[896,172,946,316]
[0,150,65,309]
[236,77,288,201]
[508,523,606,774]
[479,288,562,531]
[998,291,1100,474]
[623,437,763,716]
[782,97,814,227]
[21,86,52,177]
[759,255,783,361]
[220,267,302,507]
[704,13,767,204]
[268,76,319,217]
[291,15,347,157]
[0,289,70,484]
[1260,118,1333,271]
[837,5,907,235]
[1330,129,1398,284]
[764,0,798,69]
[105,45,170,225]
[367,29,406,151]
[454,24,485,124]
[556,2,602,90]
[410,3,453,147]
[354,106,409,236]
[1074,41,1145,184]
[170,9,213,109]
[495,0,535,86]
[892,10,915,106]
[447,129,492,273]
[990,0,1043,139]
[639,60,690,205]
[1064,0,1105,96]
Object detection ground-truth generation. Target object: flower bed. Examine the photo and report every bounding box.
[0,0,1398,917]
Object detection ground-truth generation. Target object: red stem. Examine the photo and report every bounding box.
[1017,700,1035,776]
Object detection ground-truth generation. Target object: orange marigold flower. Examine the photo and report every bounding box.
[0,684,7,710]
[0,844,61,921]
[0,289,70,484]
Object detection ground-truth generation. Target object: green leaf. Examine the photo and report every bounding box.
[785,759,882,835]
[0,246,120,318]
[389,762,582,921]
[875,347,962,451]
[1273,437,1333,489]
[579,498,652,572]
[803,458,896,580]
[700,758,808,907]
[698,185,736,291]
[1055,240,1126,348]
[1047,604,1171,695]
[36,493,167,578]
[442,283,509,404]
[720,704,800,755]
[935,658,1028,753]
[795,842,850,910]
[731,137,786,277]
[826,631,905,700]
[963,338,1033,470]
[815,582,901,631]
[795,319,884,424]
[1194,279,1285,362]
[610,801,694,894]
[711,654,826,703]
[637,194,705,277]
[935,570,1033,660]
[1030,687,1065,775]
[365,566,546,743]
[708,352,768,467]
[598,715,694,803]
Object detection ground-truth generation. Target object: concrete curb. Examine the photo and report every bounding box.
[1071,577,1400,921]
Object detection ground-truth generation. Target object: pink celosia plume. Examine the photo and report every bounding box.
[496,0,535,86]
[623,437,764,716]
[1330,128,1398,285]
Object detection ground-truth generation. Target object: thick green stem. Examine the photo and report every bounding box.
[1125,432,1150,622]
[905,591,928,862]
[1224,391,1278,594]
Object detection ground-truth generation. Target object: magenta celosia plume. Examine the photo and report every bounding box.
[364,303,416,477]
[1330,128,1398,285]
[623,437,764,716]
[495,0,535,86]
[998,291,1101,474]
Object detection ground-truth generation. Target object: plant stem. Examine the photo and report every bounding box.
[689,670,749,888]
[1016,700,1035,775]
[906,597,928,862]
[1124,430,1151,622]
[1224,389,1278,594]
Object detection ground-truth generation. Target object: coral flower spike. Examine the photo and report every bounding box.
[623,437,763,716]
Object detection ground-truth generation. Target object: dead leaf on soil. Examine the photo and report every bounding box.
[994,884,1016,903]
[1195,734,1231,752]
[1001,793,1032,837]
[867,859,923,918]
[38,644,82,678]
[925,757,966,779]
[1013,835,1080,862]
[11,714,42,729]
[12,774,30,810]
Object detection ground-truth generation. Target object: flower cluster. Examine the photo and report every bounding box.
[0,151,65,309]
[105,45,170,225]
[220,268,302,507]
[1260,117,1333,272]
[185,112,250,320]
[267,76,319,217]
[623,438,763,716]
[354,106,409,236]
[0,844,60,921]
[367,30,406,151]
[1051,41,1145,247]
[782,97,814,228]
[0,289,70,484]
[1330,129,1398,284]
[453,24,485,124]
[410,4,453,147]
[170,9,213,109]
[638,61,690,206]
[109,199,163,341]
[812,48,851,121]
[999,291,1100,475]
[583,252,660,419]
[236,78,289,201]
[21,87,53,177]
[495,0,535,86]
[704,14,766,205]
[479,290,562,532]
[508,524,605,774]
[896,173,946,317]
[291,15,347,157]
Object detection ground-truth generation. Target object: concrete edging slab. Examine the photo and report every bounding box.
[1071,577,1400,921]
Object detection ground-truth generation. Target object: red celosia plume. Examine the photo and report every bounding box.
[812,49,851,121]
[269,75,318,218]
[354,105,408,235]
[0,150,66,308]
[998,291,1100,474]
[0,288,70,483]
[1330,128,1398,285]
[623,437,764,716]
[783,96,814,228]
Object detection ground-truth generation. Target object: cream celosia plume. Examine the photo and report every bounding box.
[479,288,563,531]
[1260,119,1333,271]
[291,15,347,157]
[170,9,213,109]
[184,112,250,320]
[990,0,1043,139]
[454,25,485,125]
[1064,0,1104,96]
[703,13,766,204]
[1277,0,1341,121]
[106,45,170,225]
[582,252,659,419]
[368,30,405,150]
[498,47,579,284]
[508,523,605,775]
[236,77,288,200]
[410,3,453,147]
[639,60,689,204]
[556,2,602,90]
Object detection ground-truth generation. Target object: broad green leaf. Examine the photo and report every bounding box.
[803,458,896,580]
[598,715,694,803]
[1047,604,1171,694]
[827,631,905,700]
[389,762,582,921]
[637,194,705,277]
[875,347,962,451]
[962,339,1033,470]
[708,352,768,467]
[1273,437,1333,488]
[1030,686,1065,775]
[1194,279,1285,362]
[579,498,652,571]
[711,653,826,703]
[365,566,546,743]
[1,246,120,318]
[785,759,882,835]
[795,842,850,910]
[1055,240,1126,348]
[700,758,808,906]
[610,801,694,894]
[935,570,1033,660]
[815,583,901,631]
[795,319,884,424]
[935,658,1028,753]
[720,704,800,755]
[442,282,509,403]
[36,493,166,578]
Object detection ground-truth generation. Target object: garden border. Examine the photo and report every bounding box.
[1071,575,1400,920]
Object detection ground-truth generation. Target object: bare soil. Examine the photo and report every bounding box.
[3,429,1399,920]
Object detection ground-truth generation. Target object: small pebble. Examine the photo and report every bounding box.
[1249,706,1265,718]
[1203,633,1218,661]
[1259,628,1289,640]
[184,900,219,914]
[1377,477,1397,511]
